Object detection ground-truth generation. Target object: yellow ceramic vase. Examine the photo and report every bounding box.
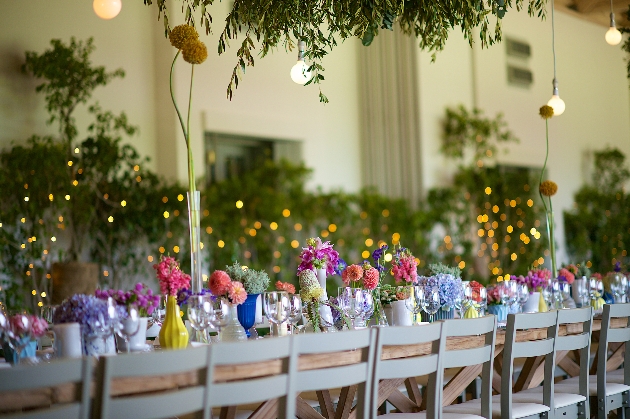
[159,295,189,349]
[538,293,548,312]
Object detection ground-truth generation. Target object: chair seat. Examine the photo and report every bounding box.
[379,413,485,419]
[509,391,586,408]
[443,399,550,419]
[524,376,630,397]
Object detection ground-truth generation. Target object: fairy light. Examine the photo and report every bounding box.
[147,256,154,262]
[485,187,492,195]
[108,216,114,222]
[218,240,225,248]
[65,195,70,200]
[206,226,213,234]
[158,246,165,253]
[51,236,57,242]
[236,200,244,209]
[177,194,184,201]
[173,246,180,253]
[382,209,390,217]
[254,221,262,229]
[282,209,290,217]
[384,253,393,262]
[41,292,46,297]
[121,200,127,207]
[163,211,170,219]
[365,238,374,247]
[67,161,73,166]
[329,223,337,232]
[294,223,302,231]
[362,250,370,259]
[273,251,281,258]
[270,222,278,230]
[290,240,299,248]
[321,230,329,238]
[273,266,281,273]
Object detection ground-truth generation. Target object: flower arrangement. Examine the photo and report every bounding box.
[208,270,248,305]
[468,281,485,302]
[224,261,270,295]
[341,261,379,290]
[379,284,410,305]
[390,245,418,284]
[6,314,48,340]
[176,288,213,307]
[275,281,296,294]
[486,286,502,306]
[153,256,191,297]
[513,268,551,292]
[95,283,160,317]
[297,237,340,276]
[557,268,575,284]
[53,294,124,335]
[538,104,558,278]
[298,269,325,331]
[417,273,462,307]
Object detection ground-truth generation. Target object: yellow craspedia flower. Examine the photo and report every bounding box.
[539,105,554,120]
[539,180,558,197]
[182,39,208,64]
[169,24,199,50]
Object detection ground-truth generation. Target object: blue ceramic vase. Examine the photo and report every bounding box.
[487,304,508,322]
[237,293,259,337]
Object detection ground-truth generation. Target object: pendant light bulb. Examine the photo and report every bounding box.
[547,79,565,116]
[290,41,311,85]
[93,0,122,20]
[606,27,622,45]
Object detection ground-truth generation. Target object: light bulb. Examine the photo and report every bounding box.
[290,60,311,85]
[547,94,565,116]
[606,26,622,45]
[93,0,122,19]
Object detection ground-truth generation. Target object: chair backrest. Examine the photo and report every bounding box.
[371,322,445,419]
[502,311,558,418]
[286,328,376,419]
[95,346,212,419]
[442,315,497,419]
[0,357,92,419]
[206,336,292,419]
[556,307,592,406]
[598,304,630,399]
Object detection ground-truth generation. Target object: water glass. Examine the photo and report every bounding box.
[287,294,303,334]
[5,314,32,364]
[422,286,441,323]
[209,298,230,336]
[115,305,140,353]
[151,295,167,327]
[263,291,290,336]
[518,284,529,312]
[478,288,487,316]
[187,295,213,338]
[338,287,364,326]
[404,286,425,325]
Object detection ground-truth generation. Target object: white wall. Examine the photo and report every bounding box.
[0,0,159,170]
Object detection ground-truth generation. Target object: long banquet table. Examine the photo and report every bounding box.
[0,317,625,419]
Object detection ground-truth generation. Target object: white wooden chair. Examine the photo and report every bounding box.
[370,322,445,419]
[0,357,92,419]
[445,311,558,419]
[285,328,376,419]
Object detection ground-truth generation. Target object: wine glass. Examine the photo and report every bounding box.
[478,288,487,316]
[287,294,303,335]
[404,286,424,326]
[338,287,364,328]
[208,298,230,339]
[422,286,441,323]
[151,295,167,327]
[187,295,213,341]
[558,282,571,307]
[264,291,290,336]
[87,311,112,353]
[357,290,374,328]
[452,282,464,318]
[6,314,32,364]
[116,305,140,353]
[518,284,529,312]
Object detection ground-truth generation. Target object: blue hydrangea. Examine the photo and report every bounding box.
[417,274,462,308]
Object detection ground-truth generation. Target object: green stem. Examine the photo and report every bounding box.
[169,50,188,147]
[186,64,196,194]
[539,118,557,276]
[539,119,550,214]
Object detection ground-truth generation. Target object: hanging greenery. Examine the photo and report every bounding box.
[142,0,547,102]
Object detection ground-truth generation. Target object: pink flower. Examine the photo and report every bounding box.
[276,281,296,294]
[558,268,575,284]
[363,267,379,290]
[209,270,231,296]
[153,256,190,296]
[343,264,364,284]
[30,316,48,338]
[9,314,31,336]
[392,256,418,284]
[229,281,247,305]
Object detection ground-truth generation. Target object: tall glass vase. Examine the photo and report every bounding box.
[187,191,205,343]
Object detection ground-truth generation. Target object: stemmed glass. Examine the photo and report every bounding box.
[517,284,529,312]
[116,304,140,353]
[264,291,290,336]
[208,298,230,339]
[357,290,374,328]
[151,295,167,327]
[187,295,213,342]
[404,286,425,326]
[558,282,571,308]
[338,287,365,328]
[589,278,603,302]
[422,286,441,323]
[478,288,487,316]
[287,294,303,334]
[5,314,32,364]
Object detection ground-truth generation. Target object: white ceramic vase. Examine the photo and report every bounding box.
[116,317,149,352]
[522,292,541,313]
[390,300,412,326]
[53,322,83,358]
[316,268,334,326]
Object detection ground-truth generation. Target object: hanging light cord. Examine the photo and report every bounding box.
[551,0,557,81]
[610,0,616,26]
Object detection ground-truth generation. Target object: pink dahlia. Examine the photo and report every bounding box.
[363,267,379,290]
[275,280,296,294]
[30,316,48,338]
[229,281,248,305]
[209,270,231,296]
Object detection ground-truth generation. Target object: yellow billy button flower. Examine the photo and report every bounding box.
[182,39,208,64]
[539,105,554,120]
[539,180,558,197]
[169,24,199,50]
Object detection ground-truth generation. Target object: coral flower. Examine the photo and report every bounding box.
[276,280,296,294]
[558,268,575,284]
[363,267,379,290]
[344,264,364,283]
[228,281,248,305]
[209,270,231,296]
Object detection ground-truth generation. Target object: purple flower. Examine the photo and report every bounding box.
[335,259,347,276]
[372,245,388,263]
[615,261,622,273]
[297,237,340,277]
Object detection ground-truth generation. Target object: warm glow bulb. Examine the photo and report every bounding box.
[290,60,311,85]
[547,94,565,116]
[606,26,622,45]
[93,0,122,19]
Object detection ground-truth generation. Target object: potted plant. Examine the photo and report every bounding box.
[224,261,269,337]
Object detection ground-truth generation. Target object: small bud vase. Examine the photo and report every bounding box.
[316,268,334,325]
[220,303,247,342]
[159,295,189,349]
